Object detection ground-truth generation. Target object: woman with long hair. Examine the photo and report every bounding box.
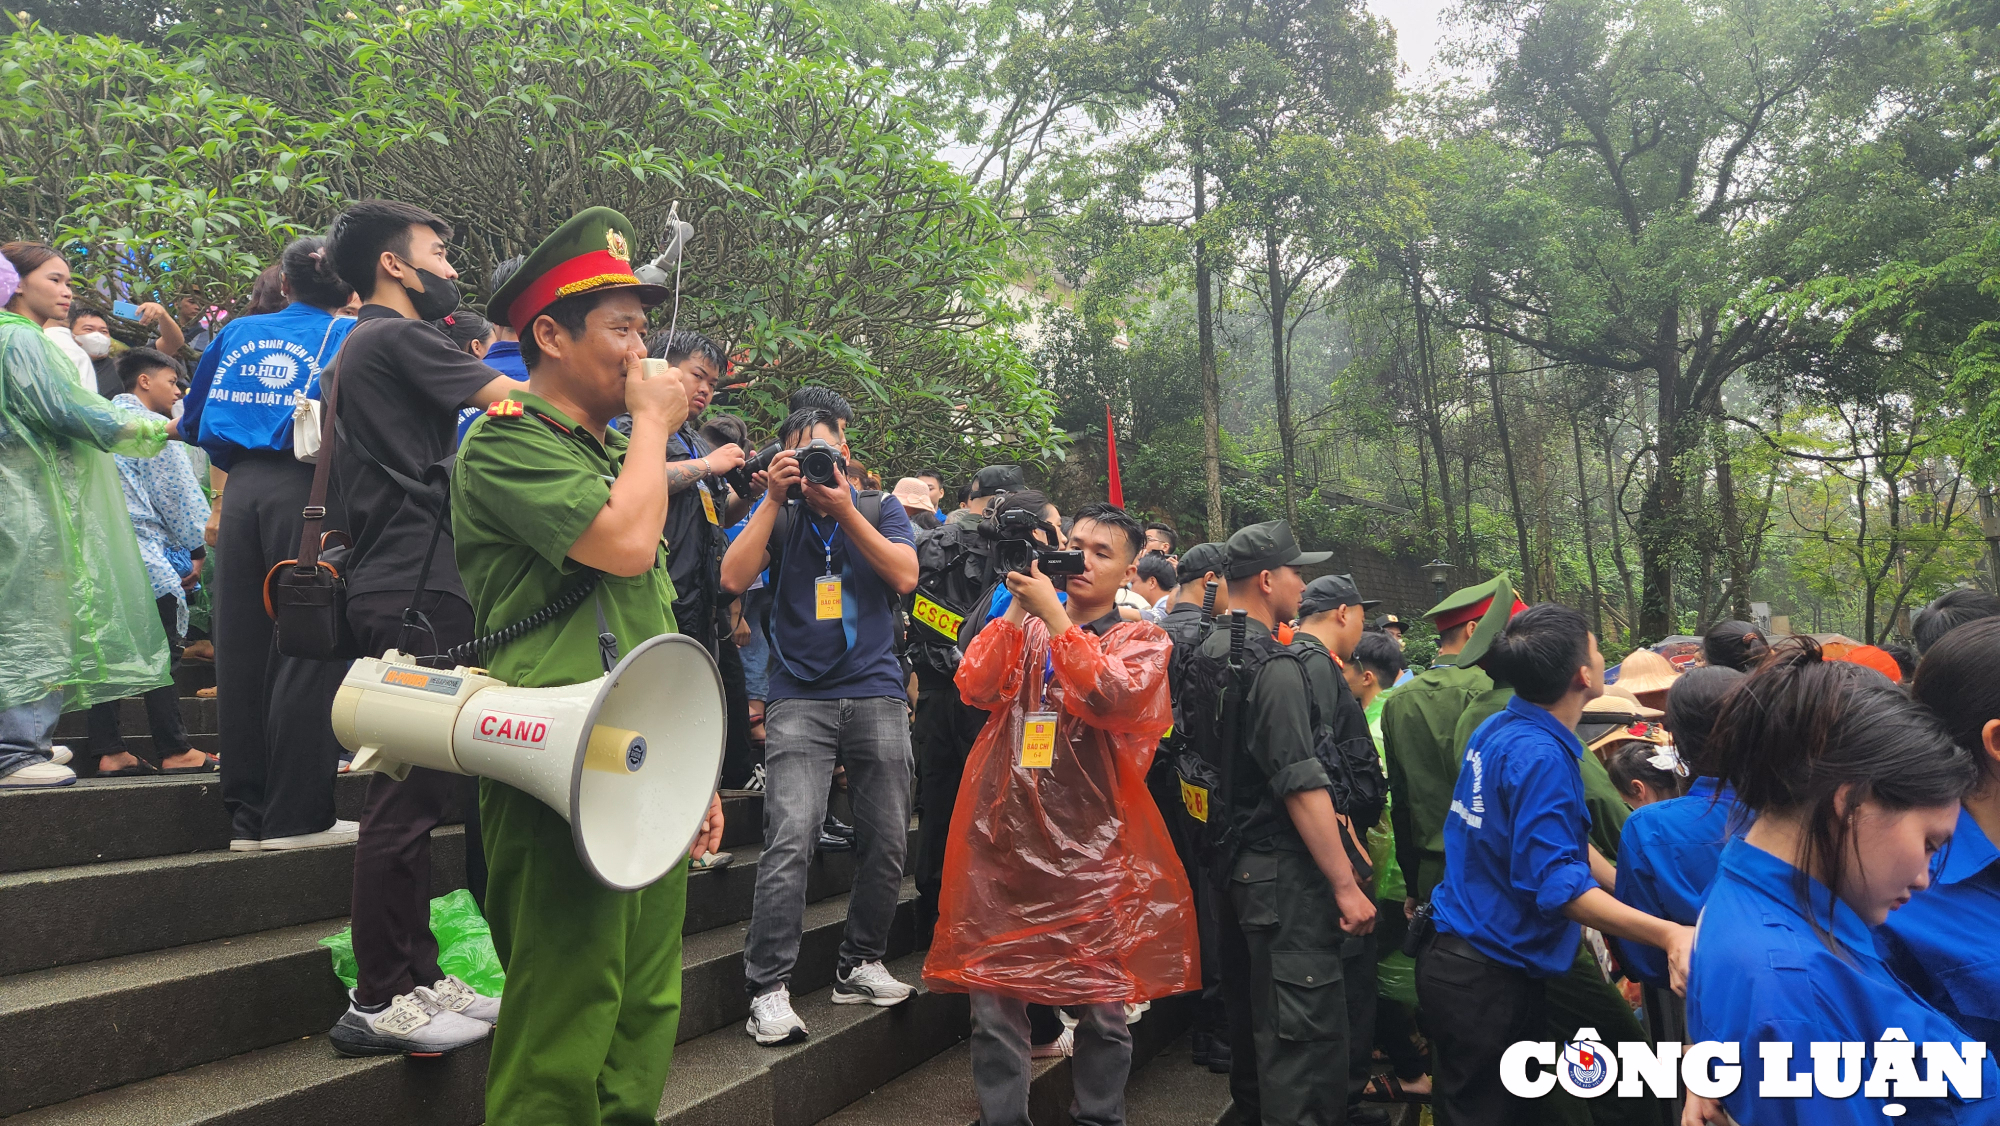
[1686,640,1992,1124]
[1881,618,2000,1045]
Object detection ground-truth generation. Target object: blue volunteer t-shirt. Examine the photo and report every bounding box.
[183,303,355,469]
[455,339,527,444]
[764,491,915,703]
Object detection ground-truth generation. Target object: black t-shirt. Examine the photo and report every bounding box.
[663,425,731,645]
[331,306,496,599]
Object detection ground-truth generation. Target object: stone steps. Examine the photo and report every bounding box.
[3,889,928,1125]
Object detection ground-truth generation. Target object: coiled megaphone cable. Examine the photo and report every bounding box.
[446,573,603,667]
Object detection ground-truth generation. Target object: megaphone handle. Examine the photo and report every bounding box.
[595,590,620,674]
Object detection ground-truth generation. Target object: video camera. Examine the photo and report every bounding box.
[980,503,1086,577]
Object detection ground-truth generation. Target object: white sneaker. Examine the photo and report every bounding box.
[832,961,914,1008]
[329,989,490,1057]
[1125,1000,1150,1024]
[1,761,76,788]
[46,745,73,767]
[258,819,360,850]
[744,764,767,793]
[745,986,808,1045]
[427,976,501,1024]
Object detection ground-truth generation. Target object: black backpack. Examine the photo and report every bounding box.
[1294,644,1390,836]
[1175,611,1388,869]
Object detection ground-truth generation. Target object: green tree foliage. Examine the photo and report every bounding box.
[0,0,1057,475]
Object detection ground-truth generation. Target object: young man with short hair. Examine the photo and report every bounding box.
[1199,521,1376,1126]
[651,329,750,655]
[455,207,724,1122]
[721,407,921,1043]
[918,469,945,511]
[1417,604,1693,1125]
[88,348,212,777]
[1290,573,1390,1124]
[1346,631,1405,722]
[1142,521,1176,559]
[1131,552,1178,619]
[322,199,518,1057]
[928,502,1196,1126]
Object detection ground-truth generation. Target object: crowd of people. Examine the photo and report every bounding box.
[6,202,2000,1126]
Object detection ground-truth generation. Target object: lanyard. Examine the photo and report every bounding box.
[806,511,840,575]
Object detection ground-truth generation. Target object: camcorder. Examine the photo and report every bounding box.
[980,504,1086,577]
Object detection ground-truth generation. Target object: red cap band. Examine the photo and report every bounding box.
[1432,596,1527,632]
[506,248,643,331]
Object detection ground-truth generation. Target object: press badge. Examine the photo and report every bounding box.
[815,576,842,620]
[1018,712,1058,769]
[699,482,720,525]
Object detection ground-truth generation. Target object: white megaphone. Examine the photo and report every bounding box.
[330,635,725,890]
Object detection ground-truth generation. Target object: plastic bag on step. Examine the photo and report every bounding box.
[320,889,506,997]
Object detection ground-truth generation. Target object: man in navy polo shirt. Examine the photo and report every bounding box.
[720,404,920,1045]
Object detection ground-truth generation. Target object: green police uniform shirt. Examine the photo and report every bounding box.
[1198,618,1328,850]
[1379,661,1489,900]
[1451,682,1630,862]
[453,390,678,689]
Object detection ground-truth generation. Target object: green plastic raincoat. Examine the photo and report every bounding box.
[0,309,173,711]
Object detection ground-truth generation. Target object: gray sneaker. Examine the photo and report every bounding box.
[745,986,808,1045]
[330,989,490,1057]
[832,961,913,1007]
[427,975,501,1024]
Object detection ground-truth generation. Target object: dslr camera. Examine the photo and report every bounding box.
[725,440,782,499]
[788,438,844,501]
[980,503,1086,577]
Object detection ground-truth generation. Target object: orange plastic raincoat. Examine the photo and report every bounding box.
[923,614,1199,1005]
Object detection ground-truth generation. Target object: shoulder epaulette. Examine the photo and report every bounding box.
[486,399,525,418]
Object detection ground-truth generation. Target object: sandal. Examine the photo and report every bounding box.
[161,753,221,775]
[98,758,162,777]
[1361,1074,1430,1104]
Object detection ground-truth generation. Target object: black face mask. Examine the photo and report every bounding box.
[396,259,460,321]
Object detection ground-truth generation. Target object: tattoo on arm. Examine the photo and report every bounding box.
[666,458,708,494]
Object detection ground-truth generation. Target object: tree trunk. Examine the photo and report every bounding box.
[1194,160,1225,538]
[1408,263,1461,569]
[1485,324,1534,599]
[1602,419,1639,632]
[1571,414,1604,639]
[1712,417,1754,621]
[1265,227,1297,527]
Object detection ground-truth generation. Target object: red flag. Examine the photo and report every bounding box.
[1105,402,1124,507]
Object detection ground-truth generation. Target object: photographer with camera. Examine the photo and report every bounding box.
[720,407,920,1044]
[925,501,1195,1126]
[908,465,1037,942]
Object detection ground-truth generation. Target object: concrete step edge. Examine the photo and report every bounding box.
[5,893,934,1126]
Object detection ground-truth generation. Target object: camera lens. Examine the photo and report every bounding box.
[799,443,840,486]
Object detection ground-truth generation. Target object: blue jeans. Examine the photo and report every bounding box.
[0,693,62,780]
[743,695,912,995]
[740,588,771,703]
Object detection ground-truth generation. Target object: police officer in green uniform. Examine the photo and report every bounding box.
[456,207,726,1126]
[1445,592,1670,1126]
[1201,521,1376,1126]
[1378,574,1512,906]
